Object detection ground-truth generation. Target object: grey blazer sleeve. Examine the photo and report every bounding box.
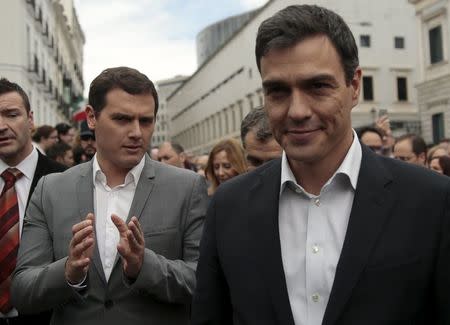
[126,174,208,304]
[11,176,81,314]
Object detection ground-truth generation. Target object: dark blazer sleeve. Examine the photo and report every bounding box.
[191,195,233,325]
[436,181,450,324]
[28,151,66,207]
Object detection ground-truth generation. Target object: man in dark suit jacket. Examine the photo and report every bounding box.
[191,5,450,325]
[0,78,66,325]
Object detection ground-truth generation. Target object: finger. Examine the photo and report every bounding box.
[129,219,144,246]
[127,229,141,251]
[72,219,93,235]
[70,225,94,247]
[71,237,94,257]
[85,213,95,224]
[117,242,129,259]
[111,214,128,234]
[70,257,91,269]
[130,216,140,229]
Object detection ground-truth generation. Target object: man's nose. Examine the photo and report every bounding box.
[129,120,142,138]
[0,117,8,132]
[288,89,312,121]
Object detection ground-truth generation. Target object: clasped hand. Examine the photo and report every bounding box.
[65,213,145,284]
[111,214,145,280]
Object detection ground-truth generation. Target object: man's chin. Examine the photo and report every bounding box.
[285,147,321,164]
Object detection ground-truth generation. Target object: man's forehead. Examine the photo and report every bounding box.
[260,36,345,81]
[395,139,413,151]
[245,131,281,152]
[104,89,155,113]
[0,92,26,109]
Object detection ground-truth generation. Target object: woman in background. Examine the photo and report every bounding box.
[429,155,450,176]
[205,138,247,195]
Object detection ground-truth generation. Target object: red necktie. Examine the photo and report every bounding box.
[0,168,23,313]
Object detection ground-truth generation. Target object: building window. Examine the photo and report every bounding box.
[360,35,371,47]
[429,25,444,64]
[394,37,405,49]
[432,113,445,144]
[397,77,408,101]
[362,76,374,101]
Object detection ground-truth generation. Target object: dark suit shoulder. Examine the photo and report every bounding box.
[37,153,67,173]
[28,152,68,205]
[213,158,281,200]
[377,154,450,190]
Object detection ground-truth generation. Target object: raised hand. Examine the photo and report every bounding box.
[111,214,145,280]
[65,213,95,284]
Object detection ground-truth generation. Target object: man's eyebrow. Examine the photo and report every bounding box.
[0,107,21,112]
[111,112,132,118]
[262,79,288,89]
[303,74,338,84]
[262,74,339,89]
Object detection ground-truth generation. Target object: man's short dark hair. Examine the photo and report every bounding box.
[170,142,185,155]
[357,126,383,141]
[255,5,359,84]
[47,142,71,161]
[88,67,159,115]
[55,122,72,135]
[32,125,55,142]
[395,133,427,156]
[240,107,273,148]
[0,78,31,112]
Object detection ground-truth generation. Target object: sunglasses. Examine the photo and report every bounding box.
[80,135,95,141]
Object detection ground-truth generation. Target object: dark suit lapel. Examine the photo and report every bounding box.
[322,146,395,325]
[76,161,107,285]
[29,152,46,202]
[28,151,66,208]
[248,159,296,325]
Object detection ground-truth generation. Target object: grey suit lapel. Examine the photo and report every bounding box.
[113,156,156,272]
[126,155,156,223]
[76,161,107,285]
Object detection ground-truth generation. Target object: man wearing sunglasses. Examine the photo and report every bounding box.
[79,120,96,161]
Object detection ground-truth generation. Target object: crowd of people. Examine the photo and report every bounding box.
[0,4,450,325]
[27,119,96,169]
[25,107,450,196]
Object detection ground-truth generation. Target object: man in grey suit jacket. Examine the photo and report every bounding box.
[11,67,208,324]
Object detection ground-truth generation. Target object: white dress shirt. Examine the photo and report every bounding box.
[92,155,145,281]
[0,147,38,318]
[278,131,362,325]
[0,147,38,236]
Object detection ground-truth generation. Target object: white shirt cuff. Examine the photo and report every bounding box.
[67,273,88,290]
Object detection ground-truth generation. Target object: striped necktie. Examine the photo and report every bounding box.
[0,168,23,313]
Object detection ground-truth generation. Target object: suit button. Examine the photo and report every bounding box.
[104,299,114,309]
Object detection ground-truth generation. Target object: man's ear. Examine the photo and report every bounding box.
[180,152,186,163]
[351,67,362,109]
[28,110,34,131]
[418,152,427,165]
[85,105,96,130]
